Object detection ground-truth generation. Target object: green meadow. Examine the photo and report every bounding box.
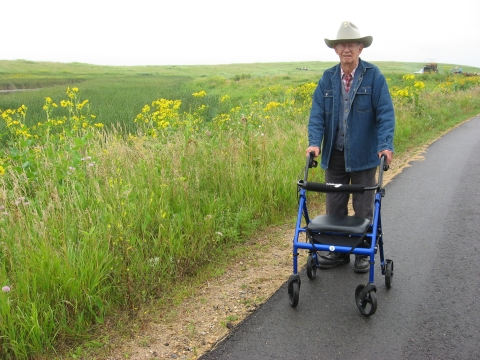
[1,59,480,359]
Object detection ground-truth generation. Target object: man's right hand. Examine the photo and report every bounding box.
[305,146,320,157]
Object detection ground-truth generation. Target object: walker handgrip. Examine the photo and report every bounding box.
[302,182,365,193]
[308,151,318,168]
[379,154,388,190]
[303,152,318,183]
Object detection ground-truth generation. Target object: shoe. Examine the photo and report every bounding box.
[318,252,350,269]
[353,256,369,273]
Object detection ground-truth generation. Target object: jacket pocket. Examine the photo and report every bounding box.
[324,90,333,114]
[355,87,372,113]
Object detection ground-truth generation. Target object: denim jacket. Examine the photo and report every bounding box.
[308,59,395,172]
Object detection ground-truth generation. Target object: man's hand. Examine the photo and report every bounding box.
[306,146,320,157]
[378,150,393,165]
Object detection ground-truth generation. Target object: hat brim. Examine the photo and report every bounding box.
[324,36,373,48]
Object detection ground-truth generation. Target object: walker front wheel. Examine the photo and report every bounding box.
[287,275,301,308]
[355,284,377,317]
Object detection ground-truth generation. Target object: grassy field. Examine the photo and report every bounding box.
[1,59,480,359]
[1,60,478,133]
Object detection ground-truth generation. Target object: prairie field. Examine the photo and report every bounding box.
[1,59,480,359]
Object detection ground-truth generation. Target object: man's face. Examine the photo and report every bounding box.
[334,42,363,67]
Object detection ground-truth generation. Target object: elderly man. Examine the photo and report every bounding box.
[305,21,395,273]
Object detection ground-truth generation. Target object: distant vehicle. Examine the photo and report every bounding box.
[451,66,463,74]
[414,62,438,74]
[423,63,438,73]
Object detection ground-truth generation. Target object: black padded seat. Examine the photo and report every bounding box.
[307,214,371,234]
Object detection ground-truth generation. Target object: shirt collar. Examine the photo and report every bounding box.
[341,65,358,78]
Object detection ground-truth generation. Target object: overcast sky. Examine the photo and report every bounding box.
[3,0,480,68]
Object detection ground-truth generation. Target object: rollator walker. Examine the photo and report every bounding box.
[287,152,393,316]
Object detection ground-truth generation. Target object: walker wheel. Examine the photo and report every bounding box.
[306,254,317,280]
[287,275,301,308]
[385,259,394,289]
[355,284,377,317]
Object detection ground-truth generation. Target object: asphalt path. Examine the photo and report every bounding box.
[200,115,480,360]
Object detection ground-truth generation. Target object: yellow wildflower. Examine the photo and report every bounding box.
[414,81,425,89]
[192,90,207,97]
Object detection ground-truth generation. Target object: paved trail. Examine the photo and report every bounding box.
[200,115,480,360]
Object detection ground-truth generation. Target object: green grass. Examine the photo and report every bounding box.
[0,59,479,359]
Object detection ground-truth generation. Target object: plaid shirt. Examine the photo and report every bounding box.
[341,67,357,93]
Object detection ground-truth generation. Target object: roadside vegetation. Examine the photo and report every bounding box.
[1,60,480,359]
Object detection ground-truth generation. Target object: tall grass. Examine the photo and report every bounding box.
[0,60,480,359]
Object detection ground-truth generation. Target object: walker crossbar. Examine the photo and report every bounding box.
[299,181,366,193]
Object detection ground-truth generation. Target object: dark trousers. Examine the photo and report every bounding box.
[325,149,376,220]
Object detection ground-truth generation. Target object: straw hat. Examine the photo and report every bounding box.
[325,21,373,48]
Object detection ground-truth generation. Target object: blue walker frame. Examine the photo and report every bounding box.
[287,153,393,316]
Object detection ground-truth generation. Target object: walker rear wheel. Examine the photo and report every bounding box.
[385,259,394,289]
[306,254,317,280]
[355,284,377,317]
